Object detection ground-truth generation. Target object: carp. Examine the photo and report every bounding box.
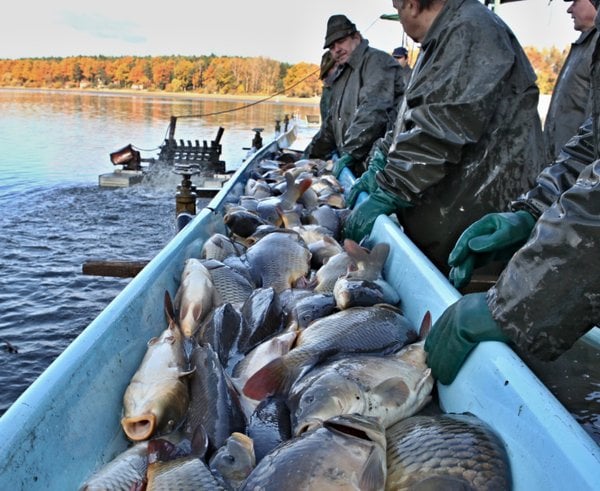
[175,258,219,338]
[385,413,512,490]
[239,414,387,491]
[121,292,193,442]
[290,336,433,435]
[243,304,418,401]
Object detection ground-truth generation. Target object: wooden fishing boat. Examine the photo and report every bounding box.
[0,122,598,490]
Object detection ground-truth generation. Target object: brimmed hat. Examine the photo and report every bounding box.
[323,15,357,49]
[392,47,409,58]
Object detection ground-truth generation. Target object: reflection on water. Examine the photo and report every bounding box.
[0,88,319,415]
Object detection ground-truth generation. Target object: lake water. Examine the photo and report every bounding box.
[0,88,319,415]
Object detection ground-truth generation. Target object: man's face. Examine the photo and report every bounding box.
[395,55,409,67]
[330,34,361,64]
[567,0,597,32]
[393,0,420,42]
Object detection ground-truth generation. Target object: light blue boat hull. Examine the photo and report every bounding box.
[1,129,599,490]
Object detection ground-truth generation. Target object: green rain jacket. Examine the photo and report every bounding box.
[543,26,599,162]
[374,0,545,272]
[306,39,405,173]
[488,113,600,360]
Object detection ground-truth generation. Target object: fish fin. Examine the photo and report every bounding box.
[369,243,390,272]
[343,238,370,265]
[373,377,411,405]
[242,357,292,401]
[297,177,313,198]
[358,447,386,491]
[164,290,177,325]
[419,311,432,339]
[190,423,210,459]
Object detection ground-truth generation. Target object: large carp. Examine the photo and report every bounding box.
[244,231,311,293]
[386,413,512,490]
[240,414,387,491]
[243,304,418,401]
[175,258,219,338]
[289,337,433,435]
[121,292,193,442]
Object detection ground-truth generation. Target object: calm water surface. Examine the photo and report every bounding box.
[0,88,319,415]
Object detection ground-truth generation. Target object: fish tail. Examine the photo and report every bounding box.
[242,357,292,400]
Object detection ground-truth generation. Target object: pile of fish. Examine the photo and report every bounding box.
[80,153,512,490]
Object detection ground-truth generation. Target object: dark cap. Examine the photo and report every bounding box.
[392,47,408,58]
[323,15,357,49]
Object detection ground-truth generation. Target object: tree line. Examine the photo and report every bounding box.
[0,47,568,98]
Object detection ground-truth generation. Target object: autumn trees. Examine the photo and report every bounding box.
[0,47,567,97]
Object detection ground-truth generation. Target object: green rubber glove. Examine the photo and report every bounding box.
[332,153,356,178]
[347,148,387,207]
[448,210,536,288]
[424,292,510,385]
[343,187,409,243]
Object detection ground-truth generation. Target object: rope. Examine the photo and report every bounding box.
[130,66,320,153]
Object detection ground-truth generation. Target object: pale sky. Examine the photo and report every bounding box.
[0,0,579,64]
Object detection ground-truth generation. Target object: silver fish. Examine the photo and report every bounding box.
[290,337,433,435]
[79,442,148,491]
[201,233,245,262]
[202,258,254,306]
[185,343,246,454]
[243,304,418,400]
[334,240,400,307]
[175,258,219,338]
[313,250,353,293]
[386,413,512,491]
[240,414,387,491]
[146,443,226,491]
[209,432,256,490]
[244,231,311,293]
[121,293,192,441]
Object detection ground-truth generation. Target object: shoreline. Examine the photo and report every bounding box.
[0,86,321,106]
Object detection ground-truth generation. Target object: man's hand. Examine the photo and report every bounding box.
[424,293,510,385]
[448,211,536,288]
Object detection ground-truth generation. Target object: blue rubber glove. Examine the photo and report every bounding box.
[448,211,536,288]
[424,292,510,385]
[343,187,410,243]
[332,154,356,178]
[347,148,387,207]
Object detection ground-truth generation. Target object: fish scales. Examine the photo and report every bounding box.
[386,414,512,491]
[243,305,418,400]
[289,341,433,435]
[245,232,311,293]
[240,414,386,491]
[79,442,148,491]
[185,344,247,454]
[146,456,227,490]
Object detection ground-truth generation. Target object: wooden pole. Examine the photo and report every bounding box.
[82,260,149,278]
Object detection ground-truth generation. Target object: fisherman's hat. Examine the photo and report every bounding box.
[324,15,357,49]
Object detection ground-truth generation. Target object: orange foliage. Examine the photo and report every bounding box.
[0,46,565,96]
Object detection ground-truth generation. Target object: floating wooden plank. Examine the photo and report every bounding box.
[82,260,149,278]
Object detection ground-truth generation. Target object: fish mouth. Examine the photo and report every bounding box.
[121,413,157,441]
[295,418,323,436]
